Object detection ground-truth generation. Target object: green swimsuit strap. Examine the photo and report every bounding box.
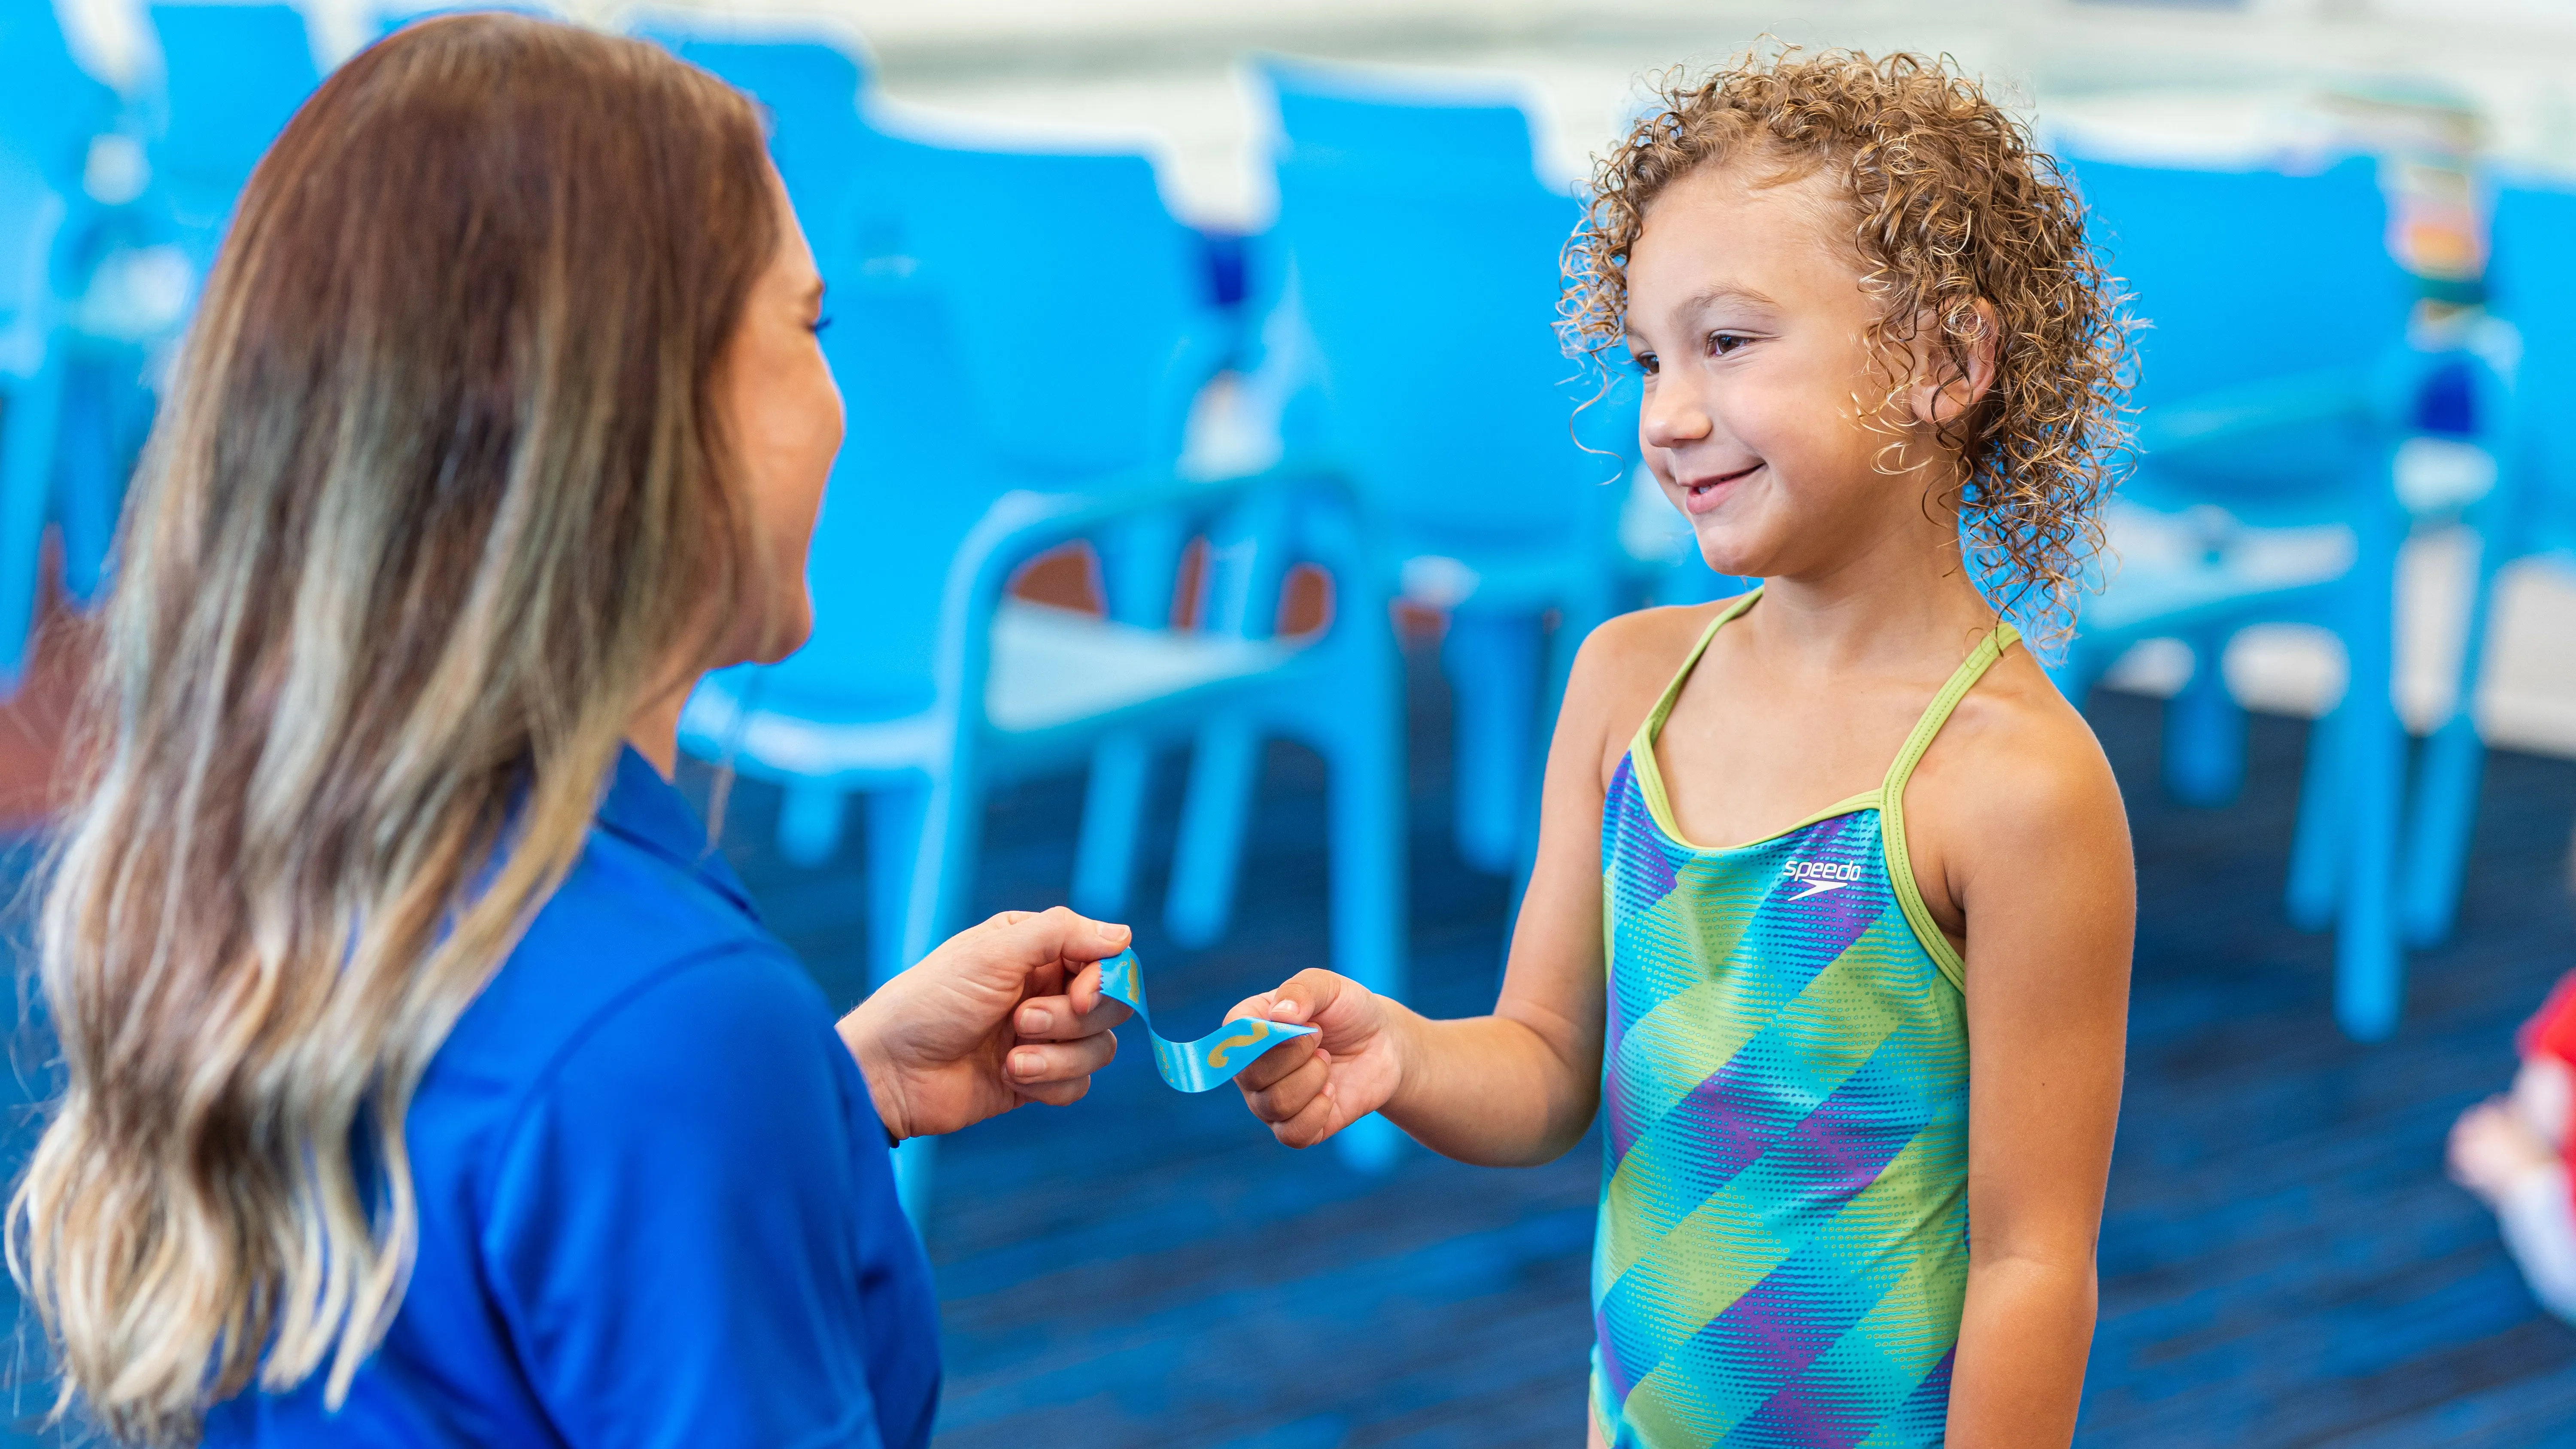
[1879,621,2023,995]
[1638,588,1763,748]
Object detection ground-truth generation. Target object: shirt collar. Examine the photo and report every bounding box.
[592,745,762,920]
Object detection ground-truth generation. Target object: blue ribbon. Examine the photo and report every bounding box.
[1094,946,1317,1093]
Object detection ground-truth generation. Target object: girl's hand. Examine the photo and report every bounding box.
[2451,1094,2560,1206]
[1227,968,1408,1148]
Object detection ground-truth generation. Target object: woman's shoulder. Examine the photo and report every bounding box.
[424,813,838,1145]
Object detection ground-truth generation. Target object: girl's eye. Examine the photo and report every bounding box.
[1631,352,1659,377]
[1707,331,1750,356]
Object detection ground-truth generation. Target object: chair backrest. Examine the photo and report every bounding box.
[2484,181,2576,545]
[1264,78,1626,550]
[1258,56,1539,180]
[2069,153,2415,516]
[626,21,873,256]
[749,270,1008,719]
[147,3,321,223]
[0,149,66,373]
[742,137,1227,715]
[0,0,119,191]
[846,134,1225,481]
[2072,154,2410,409]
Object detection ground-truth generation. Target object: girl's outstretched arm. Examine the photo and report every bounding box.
[1230,620,1660,1166]
[1942,707,2135,1447]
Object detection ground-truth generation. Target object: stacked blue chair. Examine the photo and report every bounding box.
[625,15,873,258]
[146,3,321,282]
[835,133,1233,926]
[1193,58,1633,935]
[2056,153,2438,1039]
[0,0,119,687]
[2400,181,2573,947]
[680,139,1398,1208]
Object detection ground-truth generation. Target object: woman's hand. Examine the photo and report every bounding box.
[1228,968,1410,1148]
[837,907,1134,1141]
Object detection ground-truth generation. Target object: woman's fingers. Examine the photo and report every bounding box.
[1013,982,1130,1041]
[1005,1031,1117,1092]
[1065,960,1123,1018]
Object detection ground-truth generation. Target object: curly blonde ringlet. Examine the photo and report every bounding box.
[7,16,780,1444]
[1562,46,2134,645]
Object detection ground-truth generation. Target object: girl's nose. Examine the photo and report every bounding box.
[1640,383,1712,452]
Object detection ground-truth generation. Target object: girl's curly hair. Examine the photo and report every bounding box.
[1563,46,2134,647]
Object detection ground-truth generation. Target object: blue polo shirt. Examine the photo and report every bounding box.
[205,748,941,1449]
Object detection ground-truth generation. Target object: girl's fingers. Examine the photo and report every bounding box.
[1242,1047,1331,1124]
[1232,1033,1318,1095]
[1271,1084,1342,1149]
[1006,1031,1118,1086]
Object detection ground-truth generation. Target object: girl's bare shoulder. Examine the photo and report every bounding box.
[1925,643,2129,858]
[1571,598,1740,711]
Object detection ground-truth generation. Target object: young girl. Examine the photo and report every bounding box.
[1230,50,2136,1447]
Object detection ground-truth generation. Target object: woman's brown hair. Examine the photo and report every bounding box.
[1564,47,2133,643]
[8,16,778,1442]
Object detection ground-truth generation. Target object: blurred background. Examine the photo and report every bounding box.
[16,0,2576,1444]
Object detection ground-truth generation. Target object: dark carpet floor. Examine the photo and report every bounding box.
[708,651,2576,1448]
[3,648,2575,1446]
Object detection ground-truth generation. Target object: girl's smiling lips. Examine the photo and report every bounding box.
[1678,462,1764,514]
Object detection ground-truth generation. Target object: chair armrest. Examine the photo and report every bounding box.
[2137,344,2478,459]
[927,461,1373,717]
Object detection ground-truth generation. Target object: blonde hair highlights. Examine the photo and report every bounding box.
[9,17,778,1442]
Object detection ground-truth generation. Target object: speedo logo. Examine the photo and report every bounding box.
[1780,859,1863,900]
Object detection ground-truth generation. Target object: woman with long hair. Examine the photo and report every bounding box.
[8,15,1129,1446]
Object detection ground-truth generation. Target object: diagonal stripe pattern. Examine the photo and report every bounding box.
[1591,758,1969,1447]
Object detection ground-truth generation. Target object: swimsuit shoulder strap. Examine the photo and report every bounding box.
[1878,621,2023,995]
[1636,588,1762,755]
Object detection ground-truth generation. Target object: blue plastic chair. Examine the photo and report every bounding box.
[0,0,120,687]
[832,134,1234,928]
[0,150,72,692]
[145,3,320,276]
[1206,60,1633,920]
[2400,180,2575,947]
[678,269,1408,1210]
[2057,153,2437,1039]
[625,16,873,258]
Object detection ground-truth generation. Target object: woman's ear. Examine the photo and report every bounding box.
[1909,297,2001,430]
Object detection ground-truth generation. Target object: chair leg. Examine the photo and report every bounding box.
[889,757,985,1225]
[53,346,140,605]
[1166,712,1261,949]
[1446,611,1542,877]
[866,781,930,990]
[2164,634,2245,807]
[2336,684,2406,1041]
[2401,714,2485,948]
[2333,503,2406,1041]
[0,357,66,692]
[2400,538,2508,948]
[1327,647,1408,1174]
[778,782,848,869]
[1072,729,1151,921]
[2286,701,2349,934]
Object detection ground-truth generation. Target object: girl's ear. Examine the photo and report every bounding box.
[1909,297,2002,431]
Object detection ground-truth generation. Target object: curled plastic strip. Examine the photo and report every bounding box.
[1095,946,1317,1093]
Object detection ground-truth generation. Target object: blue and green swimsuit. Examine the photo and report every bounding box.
[1592,589,2018,1448]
